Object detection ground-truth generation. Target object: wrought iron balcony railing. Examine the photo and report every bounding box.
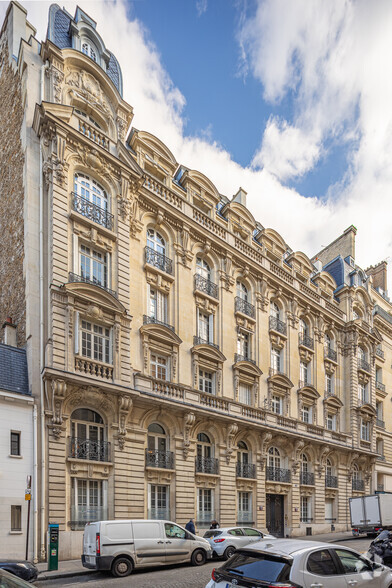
[324,347,337,362]
[236,512,254,524]
[145,246,173,274]
[72,192,113,230]
[376,381,386,392]
[193,336,219,350]
[300,517,313,523]
[269,367,287,378]
[269,316,287,335]
[325,475,338,488]
[68,272,117,298]
[358,358,370,373]
[145,449,174,469]
[235,297,255,318]
[352,479,365,491]
[196,512,214,525]
[195,456,219,475]
[376,347,385,359]
[377,418,385,428]
[234,353,256,365]
[70,505,108,530]
[236,462,256,479]
[194,273,218,299]
[377,454,386,461]
[299,333,314,350]
[69,437,111,462]
[148,508,171,520]
[300,471,315,485]
[266,466,291,483]
[143,315,175,331]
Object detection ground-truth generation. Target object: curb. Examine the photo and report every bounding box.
[37,569,96,582]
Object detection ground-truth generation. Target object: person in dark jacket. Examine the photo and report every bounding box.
[210,520,219,529]
[185,518,196,534]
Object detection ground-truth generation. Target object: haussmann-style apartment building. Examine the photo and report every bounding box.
[1,1,392,561]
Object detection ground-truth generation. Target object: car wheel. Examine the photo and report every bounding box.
[224,546,236,560]
[111,556,133,577]
[191,549,207,566]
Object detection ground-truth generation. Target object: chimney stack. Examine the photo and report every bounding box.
[366,261,388,293]
[2,317,17,347]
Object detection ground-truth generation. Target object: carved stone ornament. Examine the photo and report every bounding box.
[51,379,67,426]
[226,422,239,464]
[183,412,196,459]
[65,67,112,118]
[50,64,64,103]
[117,116,127,143]
[291,439,305,474]
[260,431,273,470]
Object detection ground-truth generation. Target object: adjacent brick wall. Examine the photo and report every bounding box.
[0,36,25,346]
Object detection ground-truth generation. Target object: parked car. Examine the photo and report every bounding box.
[205,538,392,588]
[0,569,35,587]
[82,519,212,577]
[203,527,275,560]
[0,561,37,583]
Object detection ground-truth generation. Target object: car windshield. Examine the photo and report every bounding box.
[220,551,291,582]
[204,530,222,538]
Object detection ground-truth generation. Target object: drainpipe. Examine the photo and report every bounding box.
[33,404,38,562]
[39,59,50,561]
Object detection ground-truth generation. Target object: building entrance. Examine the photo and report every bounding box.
[266,494,284,537]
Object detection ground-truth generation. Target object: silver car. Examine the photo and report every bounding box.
[205,538,392,588]
[203,527,275,560]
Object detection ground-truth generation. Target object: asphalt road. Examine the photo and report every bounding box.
[33,537,371,588]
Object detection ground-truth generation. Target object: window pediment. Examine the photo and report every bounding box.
[298,385,320,401]
[267,373,293,389]
[357,404,376,417]
[140,323,182,346]
[323,395,343,409]
[233,360,262,377]
[64,281,125,313]
[191,343,226,363]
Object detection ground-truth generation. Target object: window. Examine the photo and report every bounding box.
[71,478,105,529]
[301,405,312,424]
[236,282,248,301]
[149,288,167,323]
[150,354,168,380]
[237,441,249,465]
[74,109,101,129]
[239,383,252,405]
[74,174,108,211]
[270,301,280,320]
[70,408,106,461]
[197,433,212,459]
[268,447,281,469]
[376,401,383,420]
[196,257,211,280]
[148,484,169,519]
[165,523,186,539]
[326,413,336,431]
[80,320,111,364]
[326,459,333,478]
[307,549,339,575]
[11,505,22,532]
[301,453,308,474]
[376,367,382,383]
[358,383,368,404]
[299,319,309,337]
[361,420,370,441]
[10,431,20,456]
[197,310,213,342]
[147,423,167,452]
[271,395,282,415]
[237,330,250,358]
[325,498,334,522]
[197,488,213,523]
[326,373,334,395]
[238,492,252,523]
[300,496,311,522]
[199,369,214,395]
[81,40,97,62]
[271,347,282,372]
[300,361,310,385]
[334,549,372,574]
[147,228,166,255]
[325,333,333,350]
[80,244,108,288]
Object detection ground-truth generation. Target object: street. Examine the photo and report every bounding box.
[34,537,370,588]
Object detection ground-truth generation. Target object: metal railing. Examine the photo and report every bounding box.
[325,475,338,488]
[236,462,256,479]
[234,353,256,365]
[325,389,336,398]
[266,467,291,483]
[352,479,365,491]
[324,347,337,362]
[236,512,254,523]
[72,193,113,230]
[68,272,117,298]
[196,512,214,525]
[358,358,370,373]
[376,381,386,392]
[143,315,175,332]
[70,506,108,530]
[376,418,385,428]
[193,336,219,350]
[269,316,287,335]
[269,367,287,378]
[194,273,218,299]
[148,508,171,520]
[377,454,386,461]
[145,449,174,469]
[299,333,314,350]
[235,297,255,318]
[69,437,110,462]
[145,246,173,274]
[300,471,315,486]
[195,456,219,475]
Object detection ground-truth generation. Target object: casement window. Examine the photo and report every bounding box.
[238,492,252,523]
[239,383,252,405]
[376,402,383,420]
[197,310,213,343]
[71,478,107,529]
[361,420,370,441]
[271,347,282,372]
[271,395,283,415]
[301,496,311,522]
[325,498,334,523]
[326,373,334,395]
[74,173,108,211]
[11,505,22,532]
[237,330,250,358]
[148,484,170,519]
[197,488,214,524]
[79,319,111,364]
[236,282,248,302]
[199,369,215,395]
[147,229,166,256]
[10,431,21,456]
[70,409,107,461]
[300,361,310,385]
[268,447,281,469]
[299,319,309,337]
[80,244,108,288]
[301,405,312,424]
[148,287,167,323]
[81,40,97,62]
[358,383,368,404]
[326,413,336,431]
[196,257,211,280]
[270,301,280,320]
[150,354,168,380]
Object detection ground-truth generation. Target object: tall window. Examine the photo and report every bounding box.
[237,441,249,465]
[147,229,166,255]
[199,370,214,395]
[71,478,105,529]
[376,401,383,420]
[271,395,282,415]
[300,361,310,385]
[239,383,252,405]
[326,412,336,431]
[197,488,213,523]
[301,496,311,522]
[197,433,212,460]
[80,320,111,364]
[358,382,368,404]
[268,447,281,469]
[326,459,333,478]
[70,408,106,461]
[147,423,167,452]
[299,319,309,337]
[238,492,252,522]
[10,431,21,456]
[197,310,213,342]
[80,244,108,288]
[301,405,312,424]
[361,419,370,441]
[236,282,248,301]
[301,453,309,474]
[149,288,167,323]
[196,257,211,280]
[237,330,250,358]
[11,505,22,532]
[81,40,97,62]
[325,333,333,351]
[271,347,282,372]
[270,301,280,320]
[326,373,334,395]
[74,174,108,211]
[150,354,168,380]
[148,484,169,519]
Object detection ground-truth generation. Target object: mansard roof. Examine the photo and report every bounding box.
[0,344,29,396]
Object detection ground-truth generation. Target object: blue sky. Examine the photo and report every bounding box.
[1,0,391,288]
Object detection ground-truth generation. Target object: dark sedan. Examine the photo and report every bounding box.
[0,561,38,583]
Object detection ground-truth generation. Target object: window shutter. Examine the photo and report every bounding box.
[74,311,79,354]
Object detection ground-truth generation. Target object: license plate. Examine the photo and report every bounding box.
[86,556,96,565]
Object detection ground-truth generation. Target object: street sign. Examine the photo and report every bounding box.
[25,489,31,501]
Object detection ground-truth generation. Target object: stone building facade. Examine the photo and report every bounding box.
[1,1,392,561]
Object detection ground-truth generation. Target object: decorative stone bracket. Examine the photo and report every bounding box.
[225,422,239,464]
[183,412,196,459]
[117,395,133,450]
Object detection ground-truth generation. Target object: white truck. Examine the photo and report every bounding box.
[350,494,392,536]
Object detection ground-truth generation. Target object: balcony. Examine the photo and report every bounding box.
[376,418,385,428]
[68,272,117,298]
[194,273,218,299]
[145,449,174,469]
[74,357,113,380]
[376,381,386,393]
[234,353,256,365]
[352,479,365,492]
[377,454,386,461]
[193,336,219,350]
[195,456,219,475]
[269,316,287,335]
[72,192,113,231]
[300,472,315,486]
[325,475,338,488]
[236,462,256,479]
[143,315,175,332]
[299,333,314,350]
[358,358,371,373]
[78,119,109,149]
[235,297,255,318]
[69,437,111,462]
[324,347,337,362]
[70,505,108,530]
[266,466,291,483]
[145,246,173,275]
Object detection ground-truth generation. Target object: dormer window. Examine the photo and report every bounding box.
[82,40,98,62]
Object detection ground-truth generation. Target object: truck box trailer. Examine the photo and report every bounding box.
[349,494,392,535]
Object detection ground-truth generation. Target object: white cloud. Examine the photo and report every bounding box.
[196,0,208,17]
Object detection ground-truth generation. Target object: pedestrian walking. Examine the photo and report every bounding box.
[210,519,219,529]
[185,518,196,534]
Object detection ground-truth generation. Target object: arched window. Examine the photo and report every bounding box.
[237,441,249,465]
[147,423,167,451]
[147,423,171,468]
[357,346,366,362]
[268,447,281,469]
[82,40,98,62]
[237,441,253,478]
[326,458,333,478]
[301,453,308,473]
[270,302,280,321]
[236,282,248,302]
[147,228,166,256]
[196,257,211,280]
[196,432,217,474]
[325,333,333,350]
[299,319,309,337]
[70,408,107,461]
[74,173,108,211]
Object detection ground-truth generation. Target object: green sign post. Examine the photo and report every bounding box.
[48,523,59,571]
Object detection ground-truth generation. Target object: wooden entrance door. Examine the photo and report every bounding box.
[266,494,284,537]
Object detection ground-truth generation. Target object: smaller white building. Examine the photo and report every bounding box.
[0,320,34,560]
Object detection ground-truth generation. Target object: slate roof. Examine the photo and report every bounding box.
[0,344,29,395]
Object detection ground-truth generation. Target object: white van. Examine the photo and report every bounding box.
[82,519,212,577]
